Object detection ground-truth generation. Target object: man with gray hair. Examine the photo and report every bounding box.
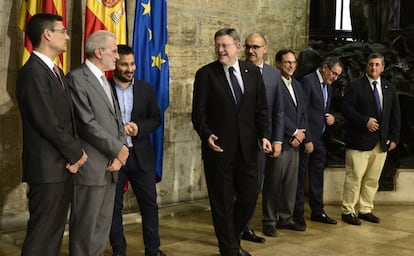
[67,30,129,255]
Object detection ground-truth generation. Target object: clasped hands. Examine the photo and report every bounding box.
[107,145,129,172]
[66,150,88,173]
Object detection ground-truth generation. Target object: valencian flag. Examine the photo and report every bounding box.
[18,0,68,73]
[133,0,169,182]
[84,0,127,45]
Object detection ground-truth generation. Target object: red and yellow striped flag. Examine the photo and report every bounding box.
[85,0,127,45]
[18,0,68,73]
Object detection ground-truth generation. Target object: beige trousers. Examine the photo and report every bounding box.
[342,143,387,214]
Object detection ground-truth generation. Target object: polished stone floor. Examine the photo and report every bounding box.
[1,198,414,256]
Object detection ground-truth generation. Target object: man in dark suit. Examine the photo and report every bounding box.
[294,57,343,228]
[108,45,165,256]
[341,52,400,225]
[262,49,309,236]
[192,28,271,256]
[67,30,129,255]
[16,13,87,256]
[240,32,284,243]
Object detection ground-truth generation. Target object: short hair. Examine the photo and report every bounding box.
[367,52,385,65]
[117,44,134,56]
[27,13,63,48]
[275,49,296,63]
[85,30,116,58]
[245,32,268,45]
[321,56,343,69]
[214,28,240,43]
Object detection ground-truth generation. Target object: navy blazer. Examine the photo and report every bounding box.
[110,78,161,172]
[342,75,401,151]
[300,71,334,144]
[16,54,83,183]
[279,76,308,151]
[192,60,269,164]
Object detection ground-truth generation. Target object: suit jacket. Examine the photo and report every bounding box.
[342,75,401,151]
[109,77,161,172]
[67,63,125,186]
[192,60,269,164]
[300,71,334,145]
[16,54,83,183]
[280,76,308,150]
[262,64,284,142]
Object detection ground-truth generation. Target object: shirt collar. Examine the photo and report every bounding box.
[85,59,105,81]
[32,51,56,71]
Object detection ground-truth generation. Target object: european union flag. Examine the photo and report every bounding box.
[133,0,169,182]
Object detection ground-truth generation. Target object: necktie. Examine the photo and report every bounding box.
[372,81,382,115]
[322,82,327,133]
[286,81,297,106]
[322,82,327,110]
[101,75,114,110]
[228,67,243,105]
[53,65,65,89]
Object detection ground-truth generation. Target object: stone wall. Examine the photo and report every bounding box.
[0,0,310,230]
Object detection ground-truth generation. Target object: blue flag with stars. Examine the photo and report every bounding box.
[133,0,169,182]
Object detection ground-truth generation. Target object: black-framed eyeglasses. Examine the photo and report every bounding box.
[244,44,265,50]
[282,61,297,66]
[329,68,341,77]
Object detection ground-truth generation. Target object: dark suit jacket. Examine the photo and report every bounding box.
[262,64,284,142]
[109,78,161,172]
[280,77,308,150]
[342,75,401,151]
[192,60,269,164]
[300,71,334,145]
[67,63,125,186]
[16,54,83,183]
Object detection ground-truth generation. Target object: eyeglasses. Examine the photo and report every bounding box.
[214,43,236,49]
[329,68,341,78]
[244,44,265,50]
[51,28,67,34]
[282,61,297,66]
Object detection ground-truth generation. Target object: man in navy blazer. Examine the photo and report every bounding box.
[341,53,400,225]
[240,32,284,243]
[108,45,165,256]
[262,49,309,236]
[192,28,271,256]
[294,57,343,228]
[16,13,88,256]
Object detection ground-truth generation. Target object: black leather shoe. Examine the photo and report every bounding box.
[358,212,381,223]
[241,229,265,243]
[239,247,252,256]
[342,213,361,225]
[311,212,337,224]
[293,216,306,227]
[146,250,166,256]
[277,221,306,231]
[262,224,278,237]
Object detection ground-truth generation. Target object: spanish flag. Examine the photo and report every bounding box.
[84,0,127,45]
[18,0,68,73]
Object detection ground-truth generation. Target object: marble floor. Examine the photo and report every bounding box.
[1,198,414,256]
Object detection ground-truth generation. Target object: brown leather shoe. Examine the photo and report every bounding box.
[358,212,381,223]
[342,213,361,225]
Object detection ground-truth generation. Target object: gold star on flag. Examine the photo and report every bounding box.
[142,1,151,15]
[148,28,152,40]
[151,52,166,70]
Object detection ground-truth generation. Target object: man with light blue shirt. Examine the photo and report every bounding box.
[108,45,165,256]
